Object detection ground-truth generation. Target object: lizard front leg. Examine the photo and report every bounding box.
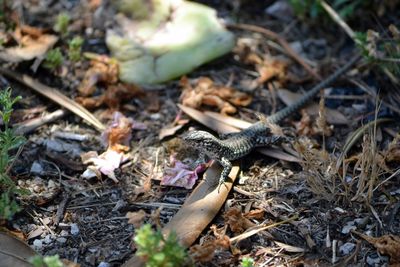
[217,157,232,192]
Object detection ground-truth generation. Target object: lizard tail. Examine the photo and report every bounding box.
[267,54,362,124]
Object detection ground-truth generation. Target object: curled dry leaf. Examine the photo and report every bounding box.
[180,76,252,115]
[76,54,143,110]
[0,25,58,62]
[223,207,256,234]
[234,40,288,87]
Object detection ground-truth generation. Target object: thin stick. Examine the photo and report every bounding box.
[14,109,67,135]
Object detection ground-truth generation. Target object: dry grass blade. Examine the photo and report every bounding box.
[336,118,392,170]
[294,139,338,201]
[0,67,105,131]
[229,215,298,244]
[274,241,305,253]
[319,0,356,40]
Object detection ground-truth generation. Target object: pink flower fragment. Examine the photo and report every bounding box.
[161,156,208,189]
[81,112,137,182]
[81,150,129,183]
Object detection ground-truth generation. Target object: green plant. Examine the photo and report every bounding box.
[53,12,70,36]
[43,48,64,70]
[241,257,254,267]
[134,224,187,267]
[30,255,63,267]
[288,0,323,19]
[0,88,25,220]
[355,27,400,76]
[288,0,365,21]
[68,36,84,62]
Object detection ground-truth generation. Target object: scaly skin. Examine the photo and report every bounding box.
[183,54,361,191]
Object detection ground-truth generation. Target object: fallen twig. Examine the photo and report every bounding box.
[14,109,67,135]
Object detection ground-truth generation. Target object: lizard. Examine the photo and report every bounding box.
[183,54,361,191]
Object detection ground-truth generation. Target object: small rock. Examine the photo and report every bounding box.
[56,237,67,244]
[341,221,356,234]
[43,234,53,244]
[339,242,355,255]
[47,180,56,189]
[70,223,79,235]
[366,254,381,266]
[33,239,43,250]
[150,113,161,120]
[98,262,110,267]
[30,161,44,175]
[59,229,69,236]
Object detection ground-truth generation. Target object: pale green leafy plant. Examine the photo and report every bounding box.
[134,224,188,267]
[0,88,25,220]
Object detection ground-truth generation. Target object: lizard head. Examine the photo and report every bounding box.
[183,130,222,156]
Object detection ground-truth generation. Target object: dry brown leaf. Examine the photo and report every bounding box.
[256,57,288,85]
[223,207,256,234]
[103,84,143,110]
[353,231,400,264]
[0,231,38,267]
[244,209,265,220]
[189,235,231,263]
[0,25,58,62]
[75,95,105,109]
[189,240,218,263]
[78,54,119,96]
[178,104,239,133]
[294,109,333,136]
[180,76,252,115]
[126,210,147,228]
